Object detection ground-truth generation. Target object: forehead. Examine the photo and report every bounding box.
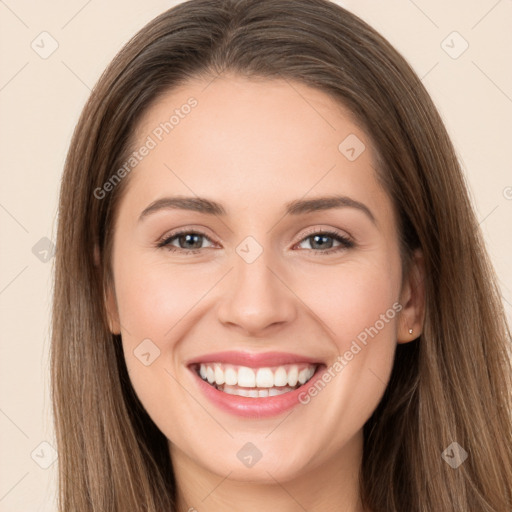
[118,74,394,229]
[135,73,364,158]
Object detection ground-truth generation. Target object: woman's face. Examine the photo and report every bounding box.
[105,74,421,484]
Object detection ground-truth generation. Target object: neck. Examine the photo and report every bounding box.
[170,429,367,512]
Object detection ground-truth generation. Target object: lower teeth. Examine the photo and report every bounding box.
[211,382,300,397]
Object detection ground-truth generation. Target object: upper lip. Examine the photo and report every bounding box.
[186,351,323,368]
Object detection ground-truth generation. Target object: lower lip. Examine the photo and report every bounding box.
[190,365,326,418]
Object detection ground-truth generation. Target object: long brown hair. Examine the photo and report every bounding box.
[51,0,512,510]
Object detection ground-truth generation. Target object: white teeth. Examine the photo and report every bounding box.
[287,366,298,386]
[221,384,296,397]
[224,366,237,385]
[237,367,256,387]
[299,367,314,385]
[255,368,274,388]
[196,362,318,395]
[274,366,288,387]
[214,364,225,385]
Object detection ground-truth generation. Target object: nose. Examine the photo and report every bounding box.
[216,247,298,337]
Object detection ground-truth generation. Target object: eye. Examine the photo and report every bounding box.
[295,229,354,254]
[157,230,216,254]
[156,228,354,255]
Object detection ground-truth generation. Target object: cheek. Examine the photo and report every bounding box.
[290,257,400,419]
[113,259,200,428]
[114,256,210,339]
[112,254,221,403]
[292,257,400,348]
[297,260,400,436]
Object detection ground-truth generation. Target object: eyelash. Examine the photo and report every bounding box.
[156,228,355,255]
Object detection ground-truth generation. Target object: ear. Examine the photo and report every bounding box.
[94,243,121,335]
[397,248,425,343]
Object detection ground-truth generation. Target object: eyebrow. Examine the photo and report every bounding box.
[138,194,376,225]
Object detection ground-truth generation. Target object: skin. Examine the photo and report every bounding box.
[103,73,425,512]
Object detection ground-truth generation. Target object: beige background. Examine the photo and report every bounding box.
[0,0,511,510]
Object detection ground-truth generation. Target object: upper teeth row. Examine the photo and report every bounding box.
[198,363,316,388]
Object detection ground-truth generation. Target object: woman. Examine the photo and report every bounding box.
[51,0,512,510]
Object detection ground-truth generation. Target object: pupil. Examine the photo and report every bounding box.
[312,234,332,249]
[180,234,202,249]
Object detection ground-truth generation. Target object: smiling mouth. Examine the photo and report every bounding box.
[193,362,319,398]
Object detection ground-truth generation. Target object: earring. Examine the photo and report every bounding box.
[408,328,413,335]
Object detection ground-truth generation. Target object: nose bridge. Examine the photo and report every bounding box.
[216,236,296,334]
